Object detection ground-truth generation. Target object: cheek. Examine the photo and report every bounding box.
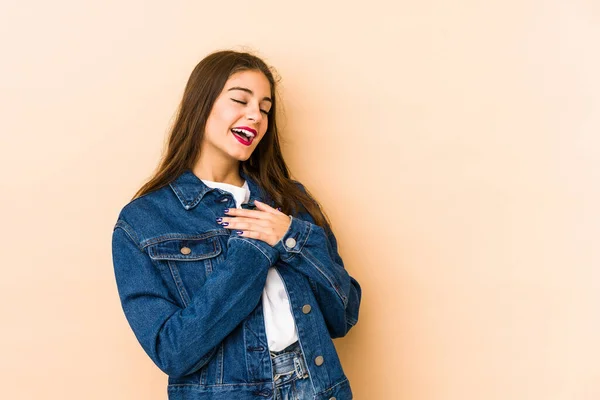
[255,123,268,142]
[208,101,240,128]
[204,115,220,138]
[261,119,269,134]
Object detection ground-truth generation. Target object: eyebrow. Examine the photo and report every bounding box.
[227,86,272,103]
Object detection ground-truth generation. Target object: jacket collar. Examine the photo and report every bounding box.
[169,167,268,210]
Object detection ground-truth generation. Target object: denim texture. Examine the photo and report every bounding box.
[111,168,361,400]
[270,341,312,400]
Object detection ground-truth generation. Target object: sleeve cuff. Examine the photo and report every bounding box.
[229,236,280,265]
[272,215,311,260]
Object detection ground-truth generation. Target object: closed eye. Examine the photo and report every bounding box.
[231,98,270,116]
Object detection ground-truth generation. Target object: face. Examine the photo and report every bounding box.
[202,69,272,162]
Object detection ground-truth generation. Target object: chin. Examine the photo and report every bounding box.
[231,151,253,162]
[227,143,258,162]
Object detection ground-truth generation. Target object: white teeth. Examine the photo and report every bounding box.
[231,128,255,139]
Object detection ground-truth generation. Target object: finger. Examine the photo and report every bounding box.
[223,218,275,233]
[233,229,276,246]
[253,200,281,215]
[226,225,277,242]
[223,208,270,219]
[221,217,271,229]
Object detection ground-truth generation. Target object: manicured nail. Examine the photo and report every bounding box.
[223,208,229,213]
[216,217,222,223]
[277,207,281,211]
[236,230,244,235]
[221,222,229,226]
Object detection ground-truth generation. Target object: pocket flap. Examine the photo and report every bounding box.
[148,237,221,261]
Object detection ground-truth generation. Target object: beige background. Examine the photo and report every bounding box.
[1,1,599,399]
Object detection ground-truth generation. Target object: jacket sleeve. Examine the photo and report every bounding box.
[269,187,362,338]
[111,219,279,378]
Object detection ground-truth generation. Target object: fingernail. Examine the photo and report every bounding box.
[277,207,281,211]
[236,230,244,235]
[216,217,222,223]
[223,208,229,213]
[221,222,229,226]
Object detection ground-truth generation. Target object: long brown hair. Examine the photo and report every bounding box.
[132,50,332,231]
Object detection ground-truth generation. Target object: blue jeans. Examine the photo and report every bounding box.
[270,341,314,400]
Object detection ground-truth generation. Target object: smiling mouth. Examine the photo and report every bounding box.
[231,128,256,139]
[231,128,255,143]
[231,128,254,146]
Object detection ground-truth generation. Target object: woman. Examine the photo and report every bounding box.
[111,50,362,400]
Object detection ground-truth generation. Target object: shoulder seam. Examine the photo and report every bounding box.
[114,219,143,252]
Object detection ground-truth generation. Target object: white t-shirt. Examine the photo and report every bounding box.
[201,179,299,351]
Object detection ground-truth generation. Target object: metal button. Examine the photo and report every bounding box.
[314,355,324,366]
[285,237,297,248]
[180,247,191,255]
[329,397,337,400]
[302,304,312,314]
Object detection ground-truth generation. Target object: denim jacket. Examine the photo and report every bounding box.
[111,168,362,400]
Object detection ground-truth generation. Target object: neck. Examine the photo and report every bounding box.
[192,159,244,187]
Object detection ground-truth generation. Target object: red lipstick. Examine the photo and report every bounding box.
[233,126,257,135]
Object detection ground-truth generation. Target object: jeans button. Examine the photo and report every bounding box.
[285,237,297,248]
[302,304,312,314]
[314,355,324,366]
[180,247,191,255]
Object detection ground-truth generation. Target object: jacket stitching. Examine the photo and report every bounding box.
[300,249,348,307]
[230,237,274,264]
[167,260,189,307]
[141,230,228,249]
[166,377,351,392]
[114,220,142,252]
[315,378,350,396]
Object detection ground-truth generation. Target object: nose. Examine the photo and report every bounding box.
[246,104,263,124]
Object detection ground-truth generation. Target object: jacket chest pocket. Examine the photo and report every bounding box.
[147,235,224,307]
